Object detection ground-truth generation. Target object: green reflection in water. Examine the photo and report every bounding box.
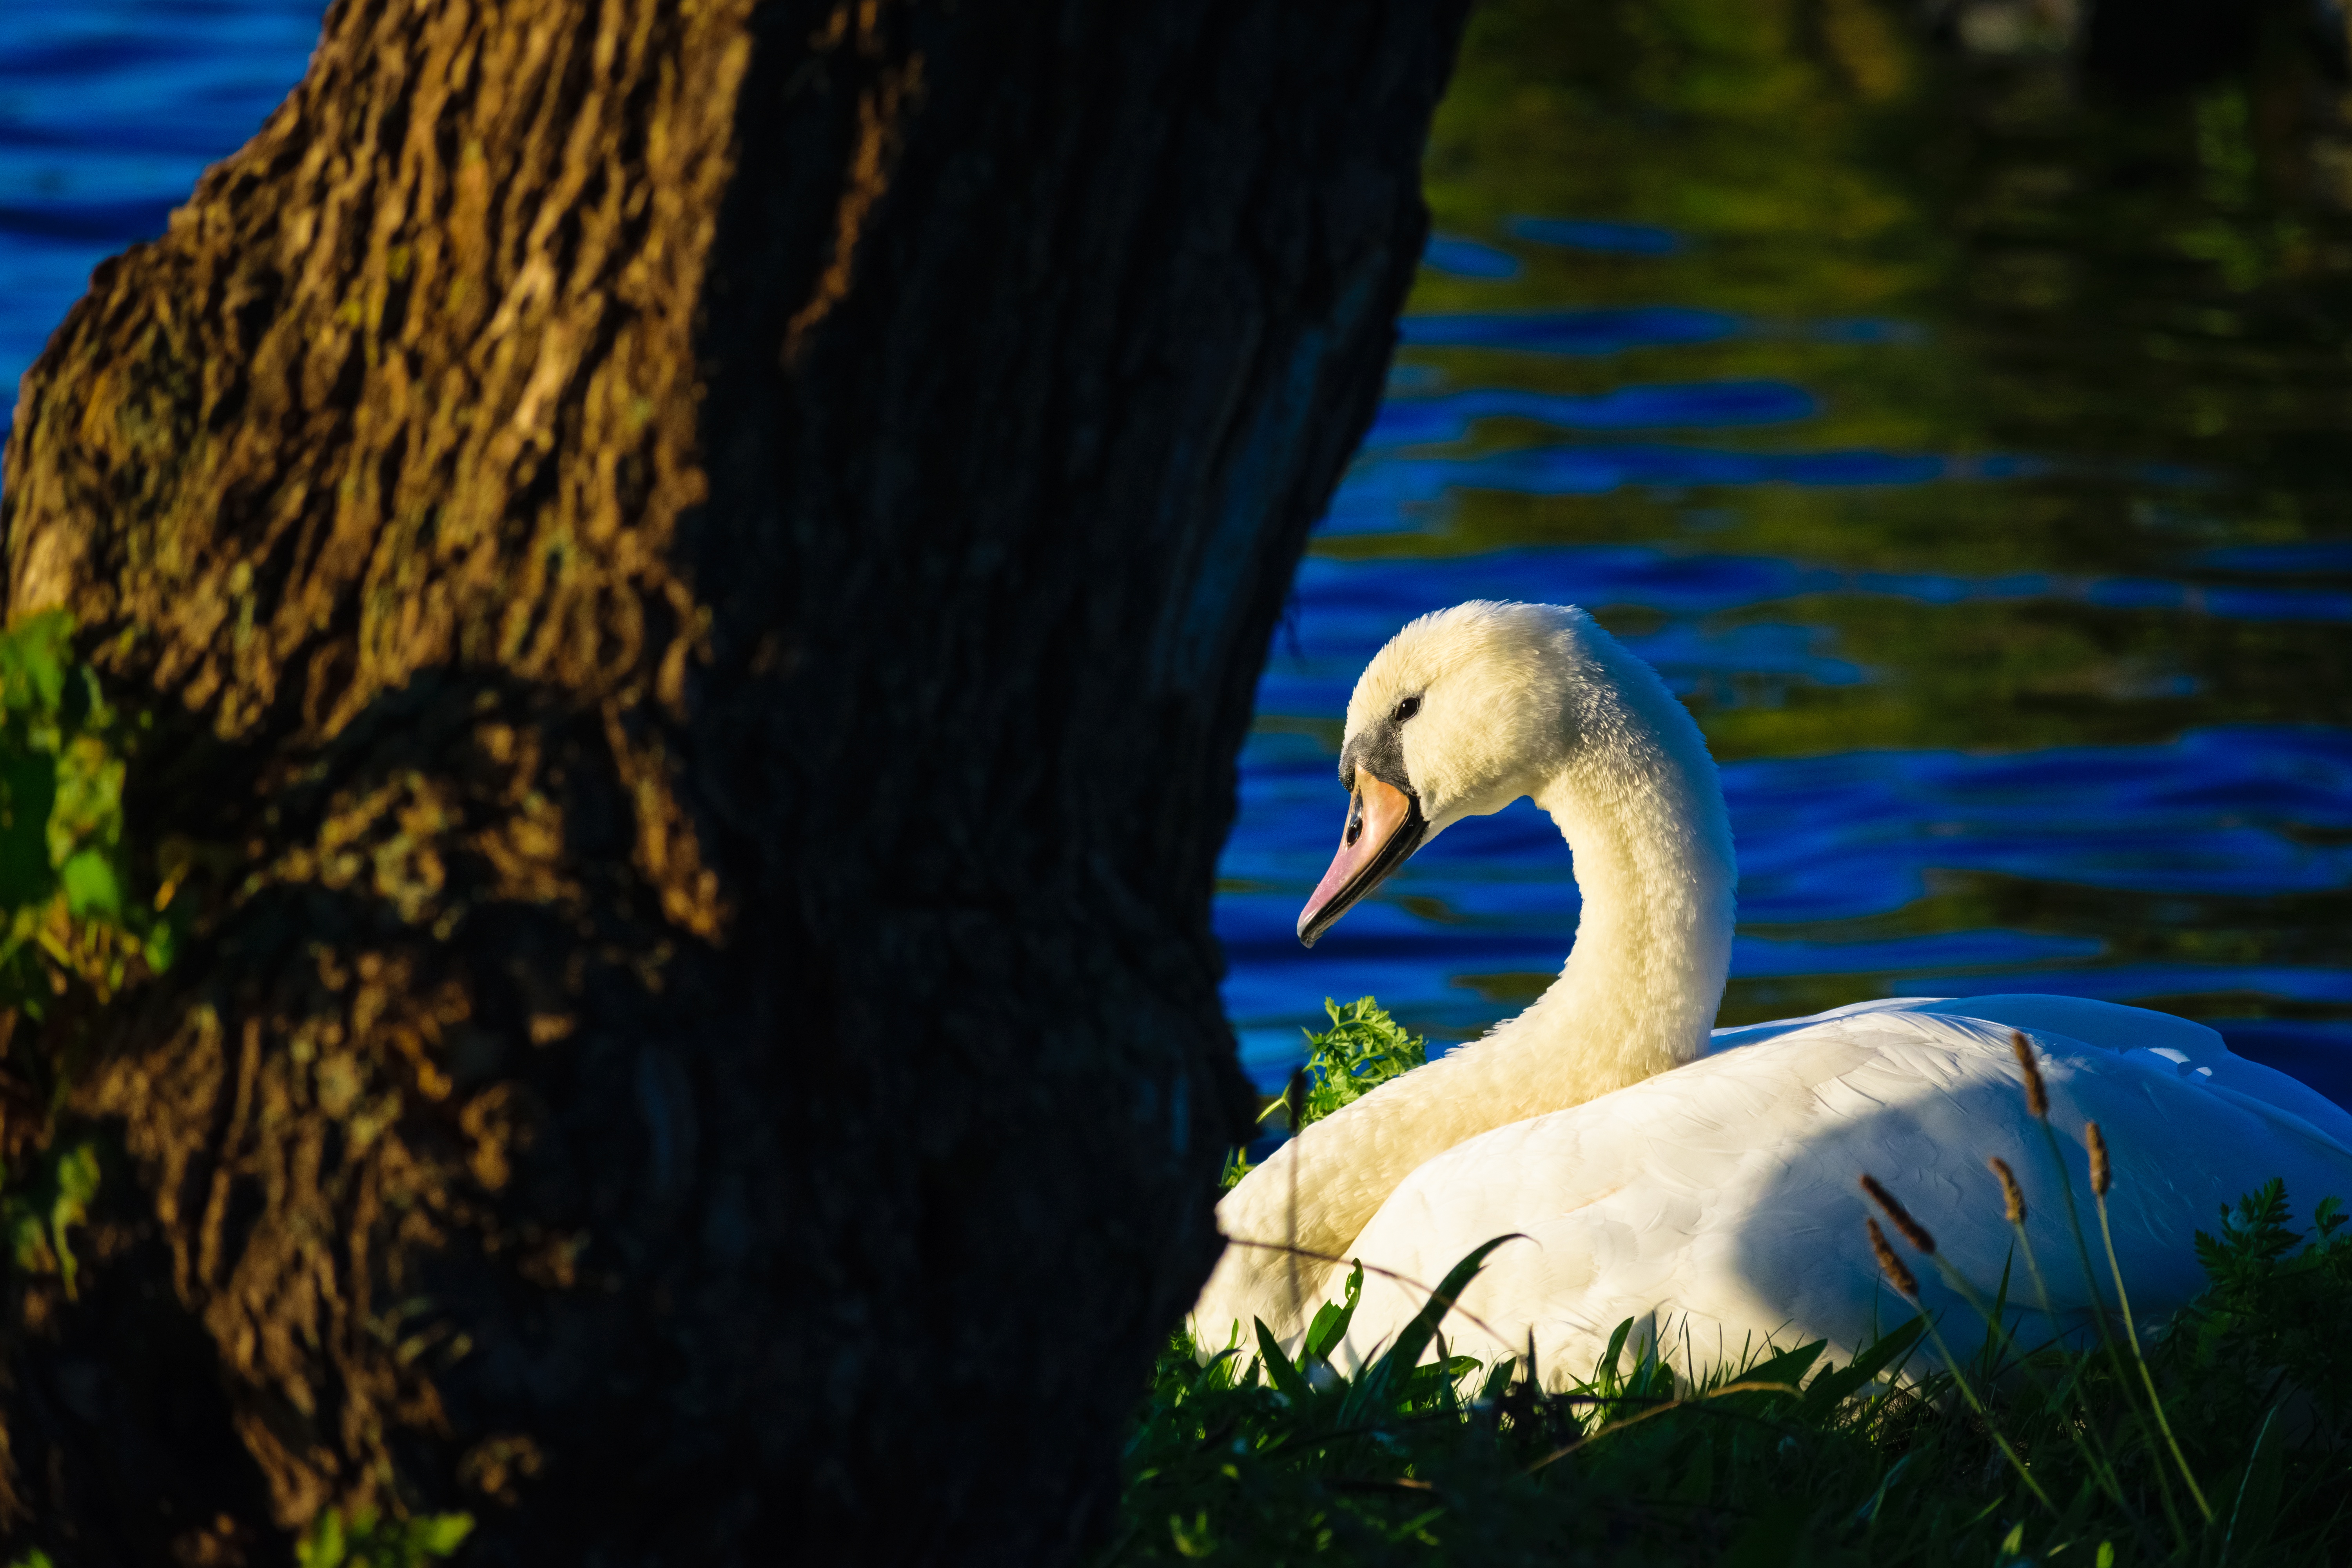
[1362,0,2352,1029]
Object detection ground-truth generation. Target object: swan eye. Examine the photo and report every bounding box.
[1394,695,1422,722]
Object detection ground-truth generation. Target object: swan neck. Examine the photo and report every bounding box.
[1515,688,1735,1101]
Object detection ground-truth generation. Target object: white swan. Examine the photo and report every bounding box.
[1193,601,2352,1383]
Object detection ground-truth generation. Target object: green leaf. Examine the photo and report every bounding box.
[59,849,120,920]
[0,1139,104,1298]
[1599,1318,1635,1391]
[411,1514,475,1557]
[53,1142,100,1212]
[1346,1235,1518,1419]
[1303,1261,1363,1363]
[1800,1316,1928,1418]
[143,916,178,976]
[296,1507,347,1568]
[1192,1343,1243,1396]
[1295,997,1428,1127]
[1401,1353,1483,1408]
[293,1504,473,1568]
[1733,1338,1825,1401]
[47,1141,100,1298]
[1386,1504,1446,1546]
[0,613,71,716]
[1254,1318,1314,1405]
[49,733,126,865]
[1169,1507,1215,1559]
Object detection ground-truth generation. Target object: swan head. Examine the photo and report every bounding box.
[1299,601,1596,946]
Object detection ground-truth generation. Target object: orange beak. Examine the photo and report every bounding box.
[1297,773,1427,947]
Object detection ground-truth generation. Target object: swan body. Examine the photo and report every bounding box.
[1192,602,2352,1383]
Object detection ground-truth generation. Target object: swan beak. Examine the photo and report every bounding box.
[1297,774,1426,948]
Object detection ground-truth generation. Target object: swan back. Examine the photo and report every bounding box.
[1713,993,2352,1151]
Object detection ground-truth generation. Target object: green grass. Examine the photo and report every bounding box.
[1115,1009,2352,1565]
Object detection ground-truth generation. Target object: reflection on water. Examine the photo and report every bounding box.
[5,2,2349,1109]
[1222,1,2352,1105]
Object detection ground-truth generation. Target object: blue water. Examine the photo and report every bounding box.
[1223,30,2352,1094]
[8,5,2350,1110]
[0,1,327,429]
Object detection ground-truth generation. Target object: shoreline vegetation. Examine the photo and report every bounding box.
[1114,1000,2352,1565]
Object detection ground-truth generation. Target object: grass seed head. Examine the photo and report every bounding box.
[2086,1120,2111,1197]
[2010,1029,2049,1119]
[1988,1156,2027,1224]
[1860,1173,1937,1254]
[1867,1217,1919,1298]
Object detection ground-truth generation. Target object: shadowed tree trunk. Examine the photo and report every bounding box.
[0,0,1467,1562]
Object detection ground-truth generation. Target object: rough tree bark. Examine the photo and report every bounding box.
[0,0,1467,1563]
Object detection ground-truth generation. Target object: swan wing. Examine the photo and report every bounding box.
[1710,993,2352,1151]
[1332,1007,2352,1387]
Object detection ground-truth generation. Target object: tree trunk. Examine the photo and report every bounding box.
[0,0,1466,1562]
